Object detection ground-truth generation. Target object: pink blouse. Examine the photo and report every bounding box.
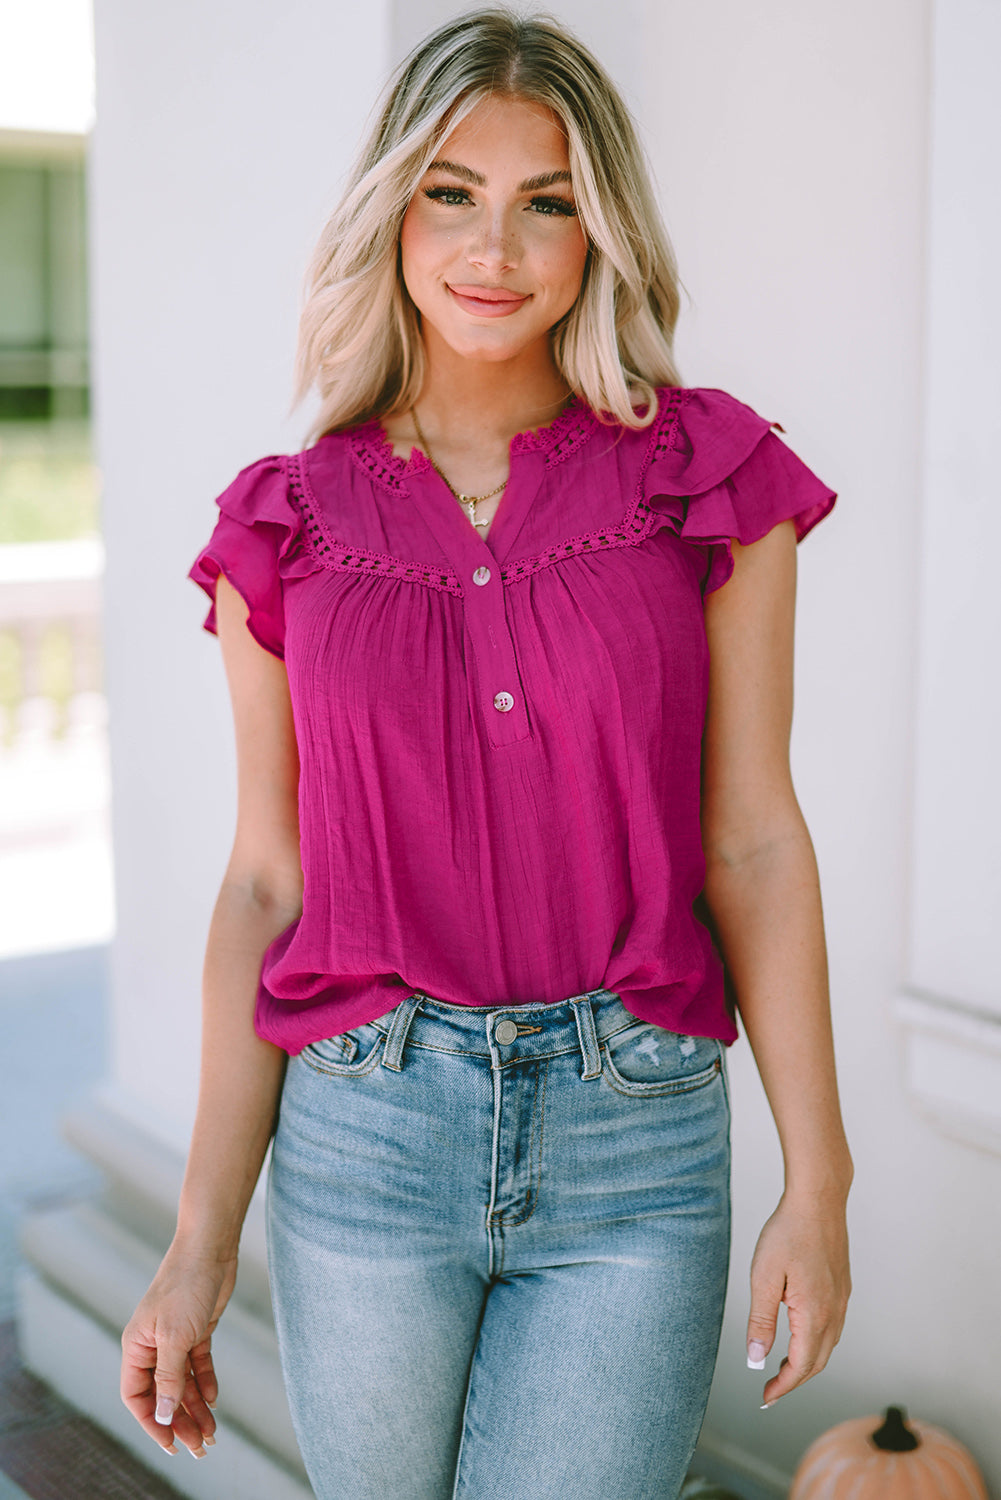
[190,387,835,1055]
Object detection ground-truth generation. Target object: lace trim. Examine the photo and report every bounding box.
[287,454,463,597]
[498,503,654,583]
[347,396,598,496]
[499,390,689,585]
[649,386,688,463]
[623,385,688,530]
[346,425,429,497]
[509,396,598,465]
[291,390,689,595]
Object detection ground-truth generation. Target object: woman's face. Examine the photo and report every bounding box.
[399,95,589,371]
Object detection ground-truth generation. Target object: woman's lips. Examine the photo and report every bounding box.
[447,284,530,318]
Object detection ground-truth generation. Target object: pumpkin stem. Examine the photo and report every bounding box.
[871,1407,921,1452]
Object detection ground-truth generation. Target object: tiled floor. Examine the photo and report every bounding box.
[0,1322,184,1500]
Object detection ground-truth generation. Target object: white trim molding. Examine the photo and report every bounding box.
[896,990,1001,1157]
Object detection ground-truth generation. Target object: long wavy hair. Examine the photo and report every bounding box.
[295,8,682,438]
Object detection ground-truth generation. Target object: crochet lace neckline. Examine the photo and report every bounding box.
[346,395,599,495]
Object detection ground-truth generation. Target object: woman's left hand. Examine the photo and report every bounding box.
[745,1191,851,1406]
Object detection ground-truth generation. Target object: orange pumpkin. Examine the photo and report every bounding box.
[789,1406,989,1499]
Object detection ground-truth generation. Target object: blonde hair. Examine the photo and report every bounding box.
[295,8,682,438]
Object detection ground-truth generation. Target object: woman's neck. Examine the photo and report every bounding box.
[415,331,571,446]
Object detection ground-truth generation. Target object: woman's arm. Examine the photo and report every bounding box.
[120,573,303,1458]
[701,520,852,1408]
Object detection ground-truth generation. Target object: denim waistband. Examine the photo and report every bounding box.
[367,988,644,1078]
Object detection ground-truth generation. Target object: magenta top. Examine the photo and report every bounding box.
[190,387,835,1055]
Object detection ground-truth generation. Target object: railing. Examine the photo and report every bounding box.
[0,538,113,956]
[0,538,105,745]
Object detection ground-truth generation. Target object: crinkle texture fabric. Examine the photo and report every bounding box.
[188,455,318,659]
[642,387,836,592]
[189,387,836,1054]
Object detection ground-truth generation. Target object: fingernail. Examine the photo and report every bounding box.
[165,1444,177,1455]
[155,1396,175,1424]
[760,1401,774,1410]
[190,1447,206,1460]
[747,1340,767,1369]
[204,1434,216,1447]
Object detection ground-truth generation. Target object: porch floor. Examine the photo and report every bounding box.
[0,1321,184,1500]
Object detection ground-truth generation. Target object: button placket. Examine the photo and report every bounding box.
[401,460,539,748]
[463,588,530,745]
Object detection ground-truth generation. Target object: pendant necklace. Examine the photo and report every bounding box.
[410,407,507,531]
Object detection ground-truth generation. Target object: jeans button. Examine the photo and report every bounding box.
[495,1019,518,1045]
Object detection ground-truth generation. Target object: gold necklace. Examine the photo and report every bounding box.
[410,407,507,530]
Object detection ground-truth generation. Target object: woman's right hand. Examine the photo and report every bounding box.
[119,574,299,1458]
[121,1244,238,1458]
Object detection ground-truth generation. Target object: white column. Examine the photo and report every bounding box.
[19,3,390,1495]
[898,0,1001,1152]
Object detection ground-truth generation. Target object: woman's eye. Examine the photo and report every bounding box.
[421,186,577,218]
[529,197,577,218]
[423,186,470,207]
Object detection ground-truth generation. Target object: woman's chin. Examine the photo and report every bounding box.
[425,323,553,369]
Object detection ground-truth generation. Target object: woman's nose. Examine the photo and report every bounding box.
[467,213,520,272]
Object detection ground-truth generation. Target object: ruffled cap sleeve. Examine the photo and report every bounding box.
[188,455,299,660]
[644,388,837,593]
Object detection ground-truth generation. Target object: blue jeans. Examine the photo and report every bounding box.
[266,988,731,1500]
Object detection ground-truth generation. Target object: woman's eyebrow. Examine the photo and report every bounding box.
[425,160,572,192]
[518,170,572,192]
[426,159,486,184]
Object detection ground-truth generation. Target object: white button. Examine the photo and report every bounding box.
[493,691,515,713]
[495,1019,518,1045]
[472,566,491,586]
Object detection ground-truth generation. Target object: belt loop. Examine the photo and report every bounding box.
[381,992,423,1071]
[570,996,602,1080]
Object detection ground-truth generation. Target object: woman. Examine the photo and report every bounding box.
[121,11,852,1498]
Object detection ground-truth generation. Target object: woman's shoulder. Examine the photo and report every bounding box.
[208,424,391,524]
[637,385,808,494]
[637,386,836,592]
[645,383,771,456]
[655,384,770,421]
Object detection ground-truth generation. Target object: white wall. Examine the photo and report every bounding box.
[910,0,1001,1013]
[92,0,391,1143]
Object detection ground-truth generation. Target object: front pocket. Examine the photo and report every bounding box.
[601,1022,722,1097]
[300,1022,386,1077]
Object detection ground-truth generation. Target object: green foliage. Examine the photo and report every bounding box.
[0,417,100,543]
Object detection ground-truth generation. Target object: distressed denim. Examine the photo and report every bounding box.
[266,988,731,1500]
